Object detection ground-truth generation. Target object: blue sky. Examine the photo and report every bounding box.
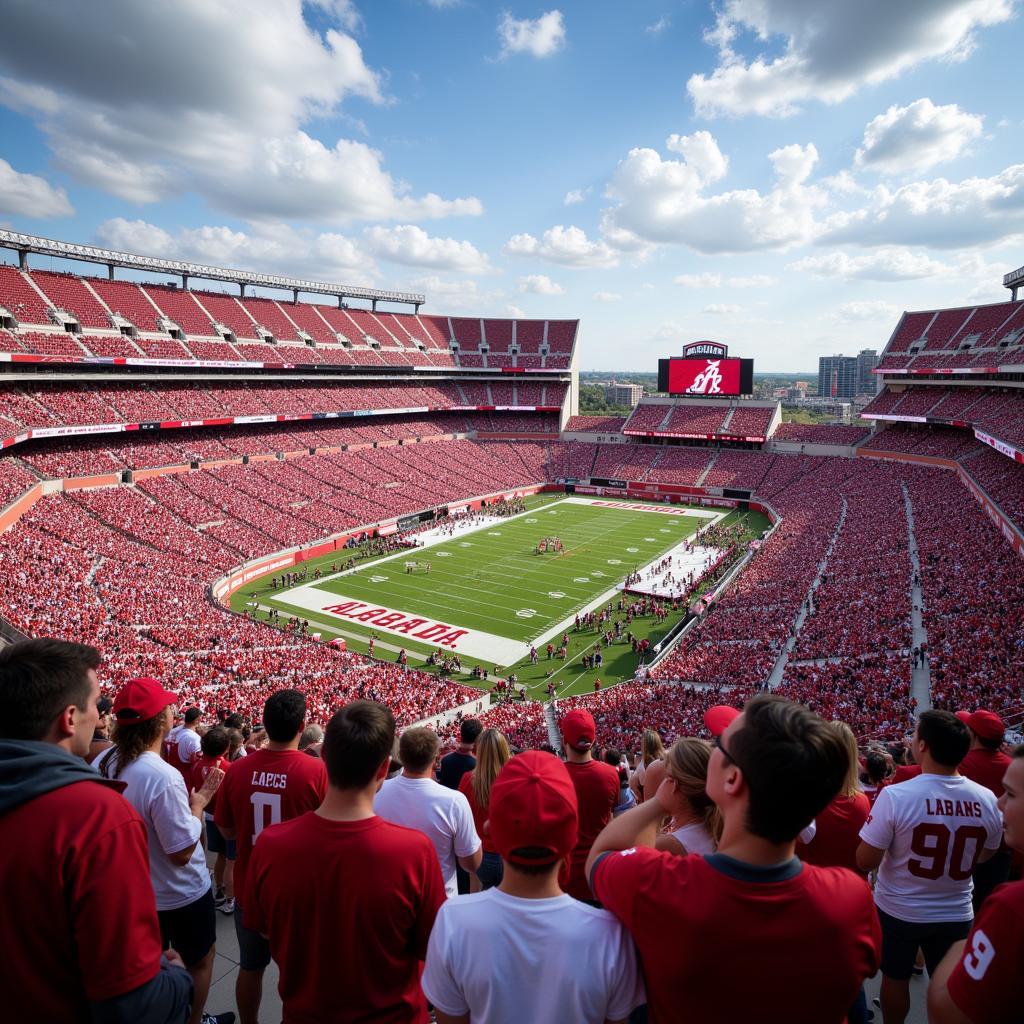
[0,0,1022,370]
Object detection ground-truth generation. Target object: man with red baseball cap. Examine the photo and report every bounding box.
[422,750,644,1024]
[956,709,1012,910]
[560,708,620,904]
[586,696,881,1024]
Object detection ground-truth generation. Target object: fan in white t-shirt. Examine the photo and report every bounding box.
[422,751,644,1024]
[857,710,1002,1024]
[373,727,481,897]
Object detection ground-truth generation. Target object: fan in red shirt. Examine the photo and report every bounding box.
[0,638,192,1023]
[956,709,1013,911]
[246,699,445,1023]
[560,709,620,904]
[929,745,1024,1023]
[586,697,881,1024]
[192,725,235,913]
[216,689,327,1024]
[796,721,871,876]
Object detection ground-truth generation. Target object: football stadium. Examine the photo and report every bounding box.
[0,3,1022,1024]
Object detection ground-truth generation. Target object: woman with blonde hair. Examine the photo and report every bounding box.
[630,728,666,803]
[654,737,720,857]
[458,728,512,890]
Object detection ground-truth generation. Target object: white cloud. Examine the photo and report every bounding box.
[593,291,622,302]
[505,225,619,268]
[688,0,1013,118]
[506,304,527,318]
[498,10,566,58]
[855,99,984,174]
[788,248,951,281]
[518,274,564,295]
[363,224,492,273]
[564,187,591,205]
[834,300,902,321]
[307,0,362,32]
[730,273,777,287]
[822,164,1024,248]
[0,1,480,223]
[646,15,671,35]
[0,158,73,217]
[95,217,374,283]
[703,303,742,314]
[602,134,824,253]
[675,272,723,288]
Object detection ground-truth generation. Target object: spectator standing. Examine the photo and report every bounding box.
[956,709,1012,910]
[375,726,482,896]
[0,639,192,1024]
[95,677,230,1024]
[439,717,482,789]
[629,728,665,803]
[87,694,114,761]
[166,706,202,777]
[857,710,1002,1024]
[246,701,445,1023]
[216,690,327,1024]
[422,751,645,1024]
[458,728,512,890]
[587,697,881,1024]
[797,721,871,875]
[929,744,1024,1022]
[560,709,620,904]
[654,737,719,857]
[192,726,235,914]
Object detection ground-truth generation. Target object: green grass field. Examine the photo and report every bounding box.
[229,495,770,699]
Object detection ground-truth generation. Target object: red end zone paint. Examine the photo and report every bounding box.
[323,601,470,648]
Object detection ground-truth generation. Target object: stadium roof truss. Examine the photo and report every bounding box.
[0,229,425,310]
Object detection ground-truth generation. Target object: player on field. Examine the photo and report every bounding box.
[857,710,1002,1024]
[422,750,645,1024]
[216,689,327,1024]
[0,639,192,1023]
[586,696,881,1024]
[246,700,445,1023]
[928,744,1024,1023]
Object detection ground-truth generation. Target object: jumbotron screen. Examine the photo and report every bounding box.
[658,357,754,397]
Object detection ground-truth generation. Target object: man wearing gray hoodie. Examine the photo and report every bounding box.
[0,638,192,1023]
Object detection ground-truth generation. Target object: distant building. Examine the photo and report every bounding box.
[818,352,876,399]
[604,381,644,407]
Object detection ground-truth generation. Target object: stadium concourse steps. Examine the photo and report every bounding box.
[0,264,576,370]
[0,380,567,455]
[2,435,1024,748]
[860,386,1024,465]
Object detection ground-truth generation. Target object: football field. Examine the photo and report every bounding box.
[259,497,726,665]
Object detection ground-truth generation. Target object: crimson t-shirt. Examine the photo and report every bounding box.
[458,770,496,854]
[190,753,229,815]
[593,849,881,1024]
[796,793,871,875]
[246,812,446,1023]
[959,749,1011,799]
[0,780,164,1021]
[947,880,1024,1023]
[891,764,922,785]
[564,759,621,901]
[215,748,327,905]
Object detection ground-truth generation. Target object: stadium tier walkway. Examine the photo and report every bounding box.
[903,483,932,714]
[765,499,848,689]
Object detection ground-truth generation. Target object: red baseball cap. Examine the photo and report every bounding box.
[560,709,596,751]
[489,751,578,866]
[704,705,740,737]
[957,709,1005,742]
[113,677,178,722]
